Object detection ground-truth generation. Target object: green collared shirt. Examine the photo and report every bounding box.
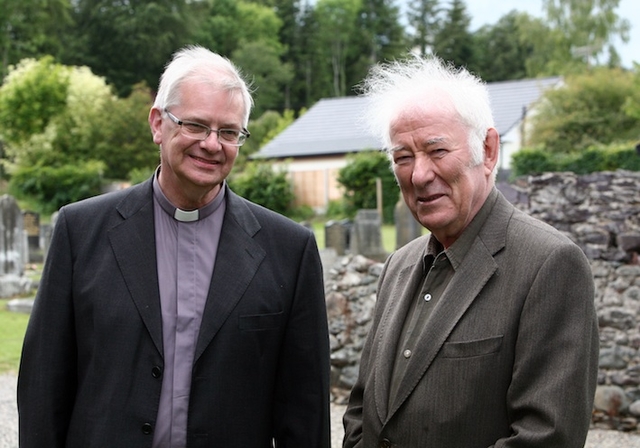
[388,188,498,406]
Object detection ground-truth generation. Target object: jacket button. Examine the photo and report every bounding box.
[379,439,392,448]
[151,366,162,378]
[142,423,153,435]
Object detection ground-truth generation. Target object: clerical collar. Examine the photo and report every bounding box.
[152,171,226,222]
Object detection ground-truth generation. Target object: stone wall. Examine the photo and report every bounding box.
[326,170,640,432]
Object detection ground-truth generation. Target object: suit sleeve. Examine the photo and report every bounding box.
[17,208,77,447]
[491,243,599,448]
[272,232,331,447]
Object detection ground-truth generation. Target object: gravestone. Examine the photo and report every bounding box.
[325,220,351,255]
[0,195,32,297]
[0,195,25,276]
[394,198,422,249]
[350,209,386,260]
[23,210,42,263]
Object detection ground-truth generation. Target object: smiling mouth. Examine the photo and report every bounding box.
[191,155,219,166]
[419,193,445,203]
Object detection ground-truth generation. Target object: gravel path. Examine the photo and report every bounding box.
[3,373,639,447]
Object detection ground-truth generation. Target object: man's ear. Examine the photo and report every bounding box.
[483,127,500,175]
[149,108,163,145]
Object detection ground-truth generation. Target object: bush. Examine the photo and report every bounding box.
[511,142,640,177]
[9,161,105,213]
[229,161,294,216]
[337,150,398,224]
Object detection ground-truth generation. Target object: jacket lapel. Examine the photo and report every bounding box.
[194,188,265,362]
[108,179,164,355]
[383,190,511,422]
[373,256,426,423]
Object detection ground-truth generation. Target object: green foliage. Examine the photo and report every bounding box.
[511,142,640,177]
[337,150,398,224]
[229,161,295,216]
[528,68,640,153]
[9,160,105,213]
[93,83,159,179]
[0,57,69,146]
[623,63,640,121]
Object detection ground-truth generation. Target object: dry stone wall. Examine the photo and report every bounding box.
[326,170,640,432]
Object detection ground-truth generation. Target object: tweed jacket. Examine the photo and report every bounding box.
[343,188,599,448]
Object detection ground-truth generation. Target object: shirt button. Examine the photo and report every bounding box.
[424,293,432,301]
[403,349,412,359]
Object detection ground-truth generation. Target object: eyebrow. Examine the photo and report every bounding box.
[388,137,446,153]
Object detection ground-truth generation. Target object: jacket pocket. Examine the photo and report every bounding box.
[239,311,283,331]
[440,335,503,358]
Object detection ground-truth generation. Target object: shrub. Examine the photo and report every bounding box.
[229,161,294,216]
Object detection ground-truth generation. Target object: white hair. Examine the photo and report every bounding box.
[153,45,254,126]
[359,55,495,167]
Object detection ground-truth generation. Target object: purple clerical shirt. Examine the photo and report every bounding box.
[151,175,226,447]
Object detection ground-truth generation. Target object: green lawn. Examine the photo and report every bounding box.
[312,222,398,254]
[0,304,30,374]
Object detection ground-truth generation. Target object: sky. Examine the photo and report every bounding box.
[462,0,638,68]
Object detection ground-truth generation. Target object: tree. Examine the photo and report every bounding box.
[407,0,441,57]
[0,0,72,80]
[0,57,69,148]
[471,11,535,81]
[542,0,630,69]
[623,63,640,121]
[313,0,361,97]
[431,0,474,68]
[527,67,640,153]
[60,0,190,97]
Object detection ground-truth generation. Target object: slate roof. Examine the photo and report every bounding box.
[255,76,561,159]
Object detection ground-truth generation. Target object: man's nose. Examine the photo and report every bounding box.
[411,155,436,185]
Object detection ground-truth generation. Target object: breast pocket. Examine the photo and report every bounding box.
[239,311,283,332]
[440,335,503,358]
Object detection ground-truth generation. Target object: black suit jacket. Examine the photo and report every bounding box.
[18,178,331,447]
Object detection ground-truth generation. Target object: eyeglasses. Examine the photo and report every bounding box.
[164,109,250,146]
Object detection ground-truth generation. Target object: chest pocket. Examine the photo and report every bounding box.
[239,311,283,331]
[440,335,503,358]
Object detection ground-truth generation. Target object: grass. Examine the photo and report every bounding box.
[0,303,30,374]
[312,222,398,254]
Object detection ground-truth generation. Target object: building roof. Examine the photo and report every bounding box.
[255,76,562,159]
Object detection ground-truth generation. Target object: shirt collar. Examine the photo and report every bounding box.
[152,168,226,222]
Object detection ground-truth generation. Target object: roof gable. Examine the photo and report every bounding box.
[256,76,561,159]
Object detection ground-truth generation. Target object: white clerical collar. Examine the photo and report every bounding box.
[152,169,226,222]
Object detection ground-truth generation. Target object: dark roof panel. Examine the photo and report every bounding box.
[256,77,561,159]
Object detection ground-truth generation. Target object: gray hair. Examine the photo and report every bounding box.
[359,55,495,166]
[153,45,254,126]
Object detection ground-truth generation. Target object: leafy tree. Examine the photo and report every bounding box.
[407,0,441,57]
[313,0,361,97]
[542,0,630,70]
[471,11,534,81]
[0,0,73,80]
[337,150,398,224]
[0,57,69,147]
[527,67,640,153]
[229,161,294,215]
[60,0,190,97]
[431,0,474,68]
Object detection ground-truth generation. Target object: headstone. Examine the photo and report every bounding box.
[23,210,42,263]
[325,220,351,255]
[0,195,25,276]
[350,209,386,260]
[394,198,422,249]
